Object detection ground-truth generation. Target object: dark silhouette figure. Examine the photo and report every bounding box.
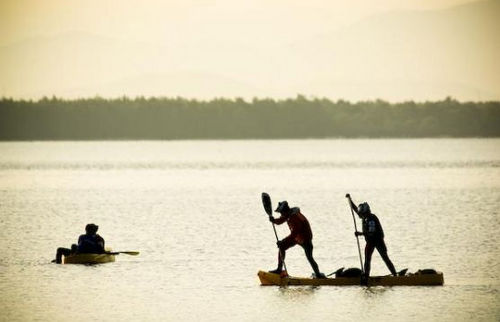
[269,201,325,278]
[54,223,105,264]
[346,194,397,281]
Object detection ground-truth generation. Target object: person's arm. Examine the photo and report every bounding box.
[269,214,287,225]
[77,235,84,247]
[346,194,364,236]
[96,235,105,252]
[345,193,359,215]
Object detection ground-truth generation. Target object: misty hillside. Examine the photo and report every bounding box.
[293,0,500,101]
[0,0,498,101]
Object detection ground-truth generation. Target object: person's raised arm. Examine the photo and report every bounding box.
[345,193,359,215]
[346,194,363,237]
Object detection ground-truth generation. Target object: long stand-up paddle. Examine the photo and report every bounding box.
[261,192,287,275]
[105,251,140,256]
[346,194,364,274]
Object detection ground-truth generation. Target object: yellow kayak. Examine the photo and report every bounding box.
[258,270,444,286]
[63,253,116,264]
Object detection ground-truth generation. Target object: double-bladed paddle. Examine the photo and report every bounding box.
[261,192,287,274]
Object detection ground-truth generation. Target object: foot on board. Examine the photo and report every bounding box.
[312,272,327,279]
[360,274,368,286]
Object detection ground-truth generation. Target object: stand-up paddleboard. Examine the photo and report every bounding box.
[258,270,444,286]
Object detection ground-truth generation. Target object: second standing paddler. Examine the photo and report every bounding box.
[268,200,326,278]
[346,194,397,281]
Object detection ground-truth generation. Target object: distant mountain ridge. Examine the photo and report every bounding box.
[290,0,500,101]
[0,0,498,101]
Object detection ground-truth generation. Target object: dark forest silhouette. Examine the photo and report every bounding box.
[1,96,499,140]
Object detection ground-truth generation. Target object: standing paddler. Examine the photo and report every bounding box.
[268,201,326,278]
[346,194,397,281]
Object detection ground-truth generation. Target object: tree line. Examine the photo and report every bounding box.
[0,96,499,140]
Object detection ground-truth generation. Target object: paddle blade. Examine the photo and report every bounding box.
[262,192,273,216]
[106,251,140,256]
[122,251,139,255]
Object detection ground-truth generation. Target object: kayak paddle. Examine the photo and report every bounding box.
[262,192,287,274]
[105,251,140,256]
[346,194,364,274]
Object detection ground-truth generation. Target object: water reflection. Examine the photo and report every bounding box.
[362,286,391,297]
[277,286,318,301]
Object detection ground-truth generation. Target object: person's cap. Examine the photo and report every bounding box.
[358,202,371,215]
[274,201,290,213]
[85,223,99,231]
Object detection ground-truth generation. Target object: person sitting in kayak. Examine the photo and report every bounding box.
[54,223,105,263]
[77,223,105,253]
[269,201,326,278]
[346,194,397,280]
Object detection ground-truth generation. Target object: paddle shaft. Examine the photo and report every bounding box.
[105,251,139,256]
[348,201,364,273]
[270,217,288,273]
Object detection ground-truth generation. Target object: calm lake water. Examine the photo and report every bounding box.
[1,139,499,321]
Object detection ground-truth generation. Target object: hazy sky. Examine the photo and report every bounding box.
[0,0,476,45]
[0,0,496,101]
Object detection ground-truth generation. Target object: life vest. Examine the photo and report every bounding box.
[77,234,105,253]
[286,207,313,243]
[362,214,384,242]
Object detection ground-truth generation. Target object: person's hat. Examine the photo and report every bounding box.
[275,201,290,213]
[358,202,371,215]
[85,223,99,232]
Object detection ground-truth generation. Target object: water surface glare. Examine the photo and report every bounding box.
[1,139,499,321]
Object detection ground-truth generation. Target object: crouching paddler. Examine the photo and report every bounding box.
[53,223,105,264]
[346,194,397,282]
[268,201,326,278]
